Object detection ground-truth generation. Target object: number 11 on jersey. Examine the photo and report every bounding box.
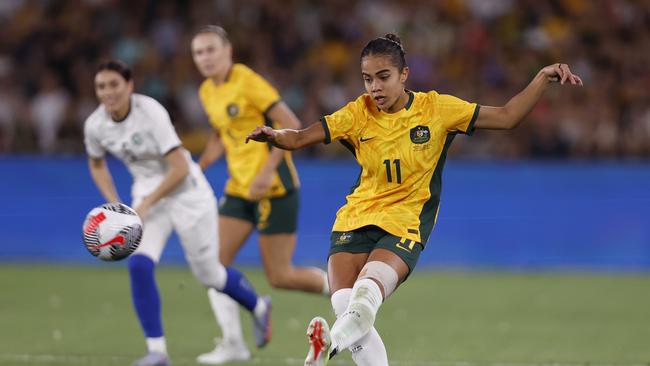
[383,159,401,184]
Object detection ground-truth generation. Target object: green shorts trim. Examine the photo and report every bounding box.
[219,190,299,234]
[328,225,424,276]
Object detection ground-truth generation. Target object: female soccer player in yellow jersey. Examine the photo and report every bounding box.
[190,25,329,364]
[247,33,583,366]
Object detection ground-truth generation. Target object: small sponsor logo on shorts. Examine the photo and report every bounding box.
[396,239,416,253]
[335,232,352,245]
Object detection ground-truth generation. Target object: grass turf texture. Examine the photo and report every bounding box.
[0,265,649,365]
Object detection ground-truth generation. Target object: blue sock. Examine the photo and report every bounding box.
[128,254,163,338]
[222,267,258,312]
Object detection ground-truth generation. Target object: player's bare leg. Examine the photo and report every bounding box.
[327,252,369,292]
[259,233,329,294]
[218,216,255,266]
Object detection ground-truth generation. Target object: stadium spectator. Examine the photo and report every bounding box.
[0,58,18,152]
[0,0,648,157]
[30,69,69,153]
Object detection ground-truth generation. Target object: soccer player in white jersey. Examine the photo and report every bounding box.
[84,60,272,366]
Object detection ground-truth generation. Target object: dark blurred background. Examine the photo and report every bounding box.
[1,0,649,159]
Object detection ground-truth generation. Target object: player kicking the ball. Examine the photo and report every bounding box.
[247,33,582,366]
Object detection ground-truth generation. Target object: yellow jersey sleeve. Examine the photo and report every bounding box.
[433,93,480,135]
[242,68,281,113]
[321,97,364,144]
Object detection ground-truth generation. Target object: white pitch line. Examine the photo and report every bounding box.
[0,354,648,366]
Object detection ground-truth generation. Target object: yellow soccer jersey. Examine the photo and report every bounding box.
[321,90,480,244]
[199,63,299,199]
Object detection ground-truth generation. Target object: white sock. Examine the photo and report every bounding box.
[330,288,352,317]
[330,288,388,365]
[146,336,167,354]
[330,279,383,351]
[253,297,268,319]
[350,327,388,366]
[207,288,244,343]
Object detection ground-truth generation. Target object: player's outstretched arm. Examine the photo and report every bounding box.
[88,157,121,203]
[248,101,303,199]
[475,63,583,130]
[246,121,326,150]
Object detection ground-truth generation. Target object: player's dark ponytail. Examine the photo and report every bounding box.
[361,33,407,71]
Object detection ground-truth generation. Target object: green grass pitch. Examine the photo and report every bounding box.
[1,265,649,365]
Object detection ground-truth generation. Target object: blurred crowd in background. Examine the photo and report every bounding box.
[1,0,649,159]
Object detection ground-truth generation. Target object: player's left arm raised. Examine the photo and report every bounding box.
[474,63,583,130]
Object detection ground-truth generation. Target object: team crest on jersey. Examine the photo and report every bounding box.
[410,126,430,144]
[335,232,352,245]
[131,133,143,145]
[226,103,239,117]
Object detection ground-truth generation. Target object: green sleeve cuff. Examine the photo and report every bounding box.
[263,99,281,116]
[320,117,332,144]
[465,104,481,136]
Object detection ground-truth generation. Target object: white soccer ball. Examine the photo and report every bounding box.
[82,203,143,261]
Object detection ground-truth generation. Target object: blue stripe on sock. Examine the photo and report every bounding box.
[128,254,163,338]
[223,267,258,312]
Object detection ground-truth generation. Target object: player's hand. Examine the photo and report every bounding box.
[246,126,277,144]
[249,170,274,200]
[540,63,583,86]
[134,197,152,221]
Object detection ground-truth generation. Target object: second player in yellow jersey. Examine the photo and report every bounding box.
[199,63,299,199]
[191,25,329,364]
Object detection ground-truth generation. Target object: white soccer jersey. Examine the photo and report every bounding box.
[84,93,209,200]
